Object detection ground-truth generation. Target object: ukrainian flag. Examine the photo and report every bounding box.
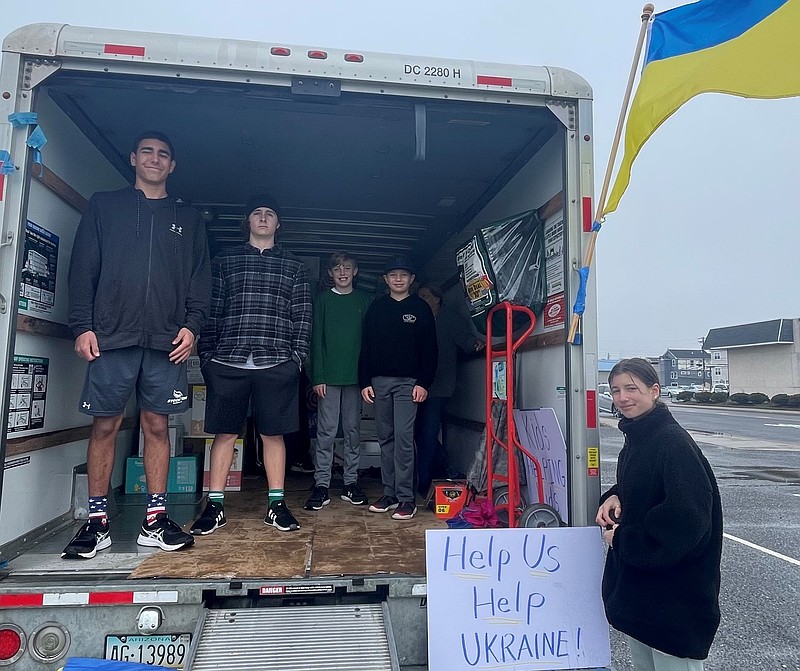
[604,0,800,215]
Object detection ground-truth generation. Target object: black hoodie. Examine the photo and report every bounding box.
[599,403,722,660]
[68,186,211,352]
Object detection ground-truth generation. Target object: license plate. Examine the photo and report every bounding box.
[105,634,191,668]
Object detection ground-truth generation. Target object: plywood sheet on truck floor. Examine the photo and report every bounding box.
[128,478,447,580]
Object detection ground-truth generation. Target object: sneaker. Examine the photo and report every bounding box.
[368,495,399,513]
[290,461,315,474]
[303,485,331,511]
[265,500,300,531]
[61,519,112,559]
[391,502,417,520]
[190,499,227,536]
[341,482,369,506]
[137,513,195,551]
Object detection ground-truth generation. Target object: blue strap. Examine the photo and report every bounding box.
[572,266,590,316]
[0,150,13,175]
[8,112,37,127]
[26,124,47,165]
[592,220,602,232]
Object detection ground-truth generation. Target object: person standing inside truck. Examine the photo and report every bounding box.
[596,358,722,671]
[414,283,484,498]
[63,131,211,559]
[191,193,311,534]
[359,256,437,520]
[304,252,372,512]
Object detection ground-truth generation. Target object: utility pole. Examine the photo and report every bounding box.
[698,337,707,390]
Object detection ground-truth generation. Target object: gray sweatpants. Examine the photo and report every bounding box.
[314,384,362,487]
[372,376,417,502]
[628,637,704,671]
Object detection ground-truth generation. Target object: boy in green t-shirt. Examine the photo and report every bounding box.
[304,252,373,511]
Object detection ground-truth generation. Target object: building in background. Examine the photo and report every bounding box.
[597,358,619,385]
[708,349,728,387]
[658,349,712,388]
[704,318,799,396]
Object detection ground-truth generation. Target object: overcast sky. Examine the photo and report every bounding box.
[3,1,798,358]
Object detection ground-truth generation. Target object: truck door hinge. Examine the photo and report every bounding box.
[23,59,62,91]
[546,100,576,130]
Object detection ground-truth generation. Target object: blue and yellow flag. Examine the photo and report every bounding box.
[604,0,800,215]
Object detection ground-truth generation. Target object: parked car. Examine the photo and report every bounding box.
[598,383,620,417]
[661,384,689,398]
[713,384,729,393]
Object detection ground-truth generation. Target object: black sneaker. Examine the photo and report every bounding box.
[137,513,195,551]
[190,499,227,536]
[303,486,331,511]
[391,502,417,520]
[265,500,300,531]
[341,482,369,506]
[61,519,111,559]
[368,495,399,513]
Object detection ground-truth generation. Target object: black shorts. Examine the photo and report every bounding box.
[79,346,188,416]
[203,360,300,436]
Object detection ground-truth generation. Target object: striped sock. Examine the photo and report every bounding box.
[268,489,284,506]
[88,496,108,526]
[146,492,167,525]
[208,491,225,507]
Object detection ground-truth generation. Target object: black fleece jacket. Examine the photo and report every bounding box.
[68,186,211,352]
[600,403,722,660]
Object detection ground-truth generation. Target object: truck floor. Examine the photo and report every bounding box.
[131,475,446,580]
[7,474,447,581]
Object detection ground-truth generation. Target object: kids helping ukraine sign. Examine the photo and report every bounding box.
[425,527,610,670]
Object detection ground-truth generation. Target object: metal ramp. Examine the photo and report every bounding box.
[186,603,400,670]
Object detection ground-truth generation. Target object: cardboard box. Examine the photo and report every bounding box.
[138,424,185,458]
[190,384,211,436]
[125,455,201,494]
[428,480,469,520]
[203,438,244,491]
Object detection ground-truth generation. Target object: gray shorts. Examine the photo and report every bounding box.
[79,346,189,416]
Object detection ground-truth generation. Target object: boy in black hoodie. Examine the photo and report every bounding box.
[359,256,437,520]
[63,131,211,559]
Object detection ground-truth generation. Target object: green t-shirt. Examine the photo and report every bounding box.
[310,288,372,386]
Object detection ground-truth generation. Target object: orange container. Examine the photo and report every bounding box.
[431,480,469,520]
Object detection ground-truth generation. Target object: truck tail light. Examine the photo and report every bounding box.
[0,624,25,665]
[30,623,70,663]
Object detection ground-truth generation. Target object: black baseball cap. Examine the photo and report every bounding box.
[384,255,416,274]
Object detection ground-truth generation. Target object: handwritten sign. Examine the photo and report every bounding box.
[514,408,568,520]
[426,527,610,670]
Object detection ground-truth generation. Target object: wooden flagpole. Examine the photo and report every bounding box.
[567,3,655,344]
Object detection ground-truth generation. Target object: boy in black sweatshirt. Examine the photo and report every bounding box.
[359,256,437,519]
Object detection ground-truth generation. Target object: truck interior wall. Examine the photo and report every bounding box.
[435,132,570,476]
[2,88,133,546]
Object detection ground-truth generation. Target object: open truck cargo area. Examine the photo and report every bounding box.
[0,24,602,669]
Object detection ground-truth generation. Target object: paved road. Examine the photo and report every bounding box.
[599,418,800,671]
[667,401,800,444]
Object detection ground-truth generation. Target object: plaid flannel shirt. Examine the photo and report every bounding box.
[198,243,312,367]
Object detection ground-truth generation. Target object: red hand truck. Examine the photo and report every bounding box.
[484,301,562,529]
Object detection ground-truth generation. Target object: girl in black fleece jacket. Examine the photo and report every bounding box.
[597,358,722,670]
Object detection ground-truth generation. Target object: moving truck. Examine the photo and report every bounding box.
[0,24,601,669]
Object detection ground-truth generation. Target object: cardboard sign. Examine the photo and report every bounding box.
[514,408,569,521]
[426,527,610,670]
